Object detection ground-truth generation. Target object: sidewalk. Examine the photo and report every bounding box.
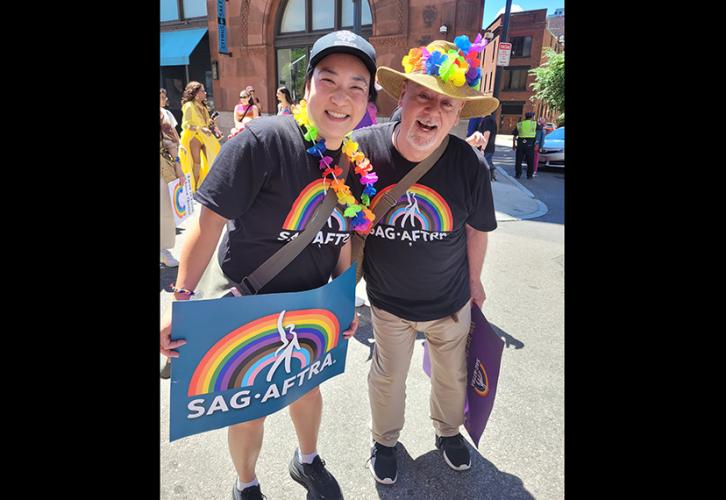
[489,134,548,222]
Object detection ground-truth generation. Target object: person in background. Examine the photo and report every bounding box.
[246,85,262,115]
[229,90,260,138]
[276,86,294,115]
[466,108,499,181]
[354,84,379,130]
[180,82,221,190]
[533,117,546,178]
[161,88,181,138]
[160,110,186,270]
[511,111,537,179]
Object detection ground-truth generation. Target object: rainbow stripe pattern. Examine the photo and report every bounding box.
[329,207,348,231]
[187,309,340,396]
[282,180,326,231]
[173,183,188,218]
[372,183,453,232]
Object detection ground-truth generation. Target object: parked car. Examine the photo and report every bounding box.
[538,126,564,167]
[543,122,557,134]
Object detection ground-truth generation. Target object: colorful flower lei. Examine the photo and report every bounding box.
[401,34,490,88]
[293,100,377,234]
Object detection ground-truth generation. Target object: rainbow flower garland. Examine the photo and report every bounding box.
[293,99,377,234]
[401,34,490,88]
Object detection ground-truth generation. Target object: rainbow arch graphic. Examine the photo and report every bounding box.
[282,180,326,231]
[328,207,348,231]
[187,309,340,397]
[371,184,453,232]
[172,183,188,219]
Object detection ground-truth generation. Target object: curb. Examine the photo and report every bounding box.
[491,168,549,221]
[495,165,536,199]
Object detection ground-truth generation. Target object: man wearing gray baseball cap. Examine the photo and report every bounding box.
[160,30,376,500]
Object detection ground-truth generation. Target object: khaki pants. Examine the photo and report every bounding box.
[160,177,176,250]
[368,301,471,447]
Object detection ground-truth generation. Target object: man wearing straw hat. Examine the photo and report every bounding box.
[350,35,499,484]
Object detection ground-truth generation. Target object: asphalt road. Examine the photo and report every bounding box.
[160,136,564,499]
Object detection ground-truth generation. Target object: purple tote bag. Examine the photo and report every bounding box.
[422,304,504,447]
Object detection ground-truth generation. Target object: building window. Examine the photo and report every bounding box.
[502,67,529,91]
[161,0,179,21]
[312,0,335,30]
[277,47,309,103]
[279,0,372,34]
[276,0,373,103]
[501,102,524,115]
[182,0,207,18]
[510,36,532,58]
[341,0,373,27]
[281,0,306,32]
[160,0,206,22]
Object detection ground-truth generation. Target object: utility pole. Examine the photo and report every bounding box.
[492,0,513,115]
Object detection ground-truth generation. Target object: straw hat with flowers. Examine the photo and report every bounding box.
[377,34,500,119]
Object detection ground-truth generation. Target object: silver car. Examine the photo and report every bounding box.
[538,126,564,167]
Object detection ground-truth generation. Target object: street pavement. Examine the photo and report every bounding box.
[160,132,564,499]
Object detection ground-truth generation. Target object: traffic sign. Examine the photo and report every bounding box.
[497,42,512,67]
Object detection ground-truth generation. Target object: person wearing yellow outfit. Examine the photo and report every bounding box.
[179,82,221,191]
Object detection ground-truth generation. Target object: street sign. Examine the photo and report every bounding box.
[497,42,512,66]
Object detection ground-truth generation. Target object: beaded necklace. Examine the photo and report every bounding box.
[293,99,378,234]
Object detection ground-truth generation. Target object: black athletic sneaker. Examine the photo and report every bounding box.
[368,442,397,484]
[289,451,343,499]
[435,433,471,471]
[232,483,265,500]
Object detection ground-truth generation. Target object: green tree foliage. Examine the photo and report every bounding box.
[529,48,564,113]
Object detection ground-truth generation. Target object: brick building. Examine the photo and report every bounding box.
[547,8,564,41]
[162,0,491,121]
[480,8,564,133]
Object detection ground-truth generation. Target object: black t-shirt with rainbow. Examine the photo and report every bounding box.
[351,121,497,321]
[194,115,351,294]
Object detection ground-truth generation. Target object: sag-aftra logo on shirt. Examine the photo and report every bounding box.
[369,184,453,245]
[277,180,350,245]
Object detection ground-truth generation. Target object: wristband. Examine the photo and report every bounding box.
[170,285,195,296]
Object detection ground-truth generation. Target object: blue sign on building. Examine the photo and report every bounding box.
[217,0,228,54]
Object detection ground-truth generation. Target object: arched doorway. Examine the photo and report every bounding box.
[275,0,373,104]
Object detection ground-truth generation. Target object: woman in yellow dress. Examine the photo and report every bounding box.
[179,82,221,191]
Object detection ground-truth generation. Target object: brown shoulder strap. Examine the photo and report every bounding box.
[233,155,352,295]
[366,134,450,238]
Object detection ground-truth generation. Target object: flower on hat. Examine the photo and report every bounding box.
[401,34,491,89]
[402,47,425,73]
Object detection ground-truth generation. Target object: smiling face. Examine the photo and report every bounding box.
[195,86,207,102]
[394,81,465,162]
[304,52,370,149]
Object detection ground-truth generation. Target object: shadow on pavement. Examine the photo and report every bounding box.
[490,324,525,350]
[352,306,526,359]
[375,442,534,499]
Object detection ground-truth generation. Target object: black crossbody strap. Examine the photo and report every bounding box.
[233,156,351,295]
